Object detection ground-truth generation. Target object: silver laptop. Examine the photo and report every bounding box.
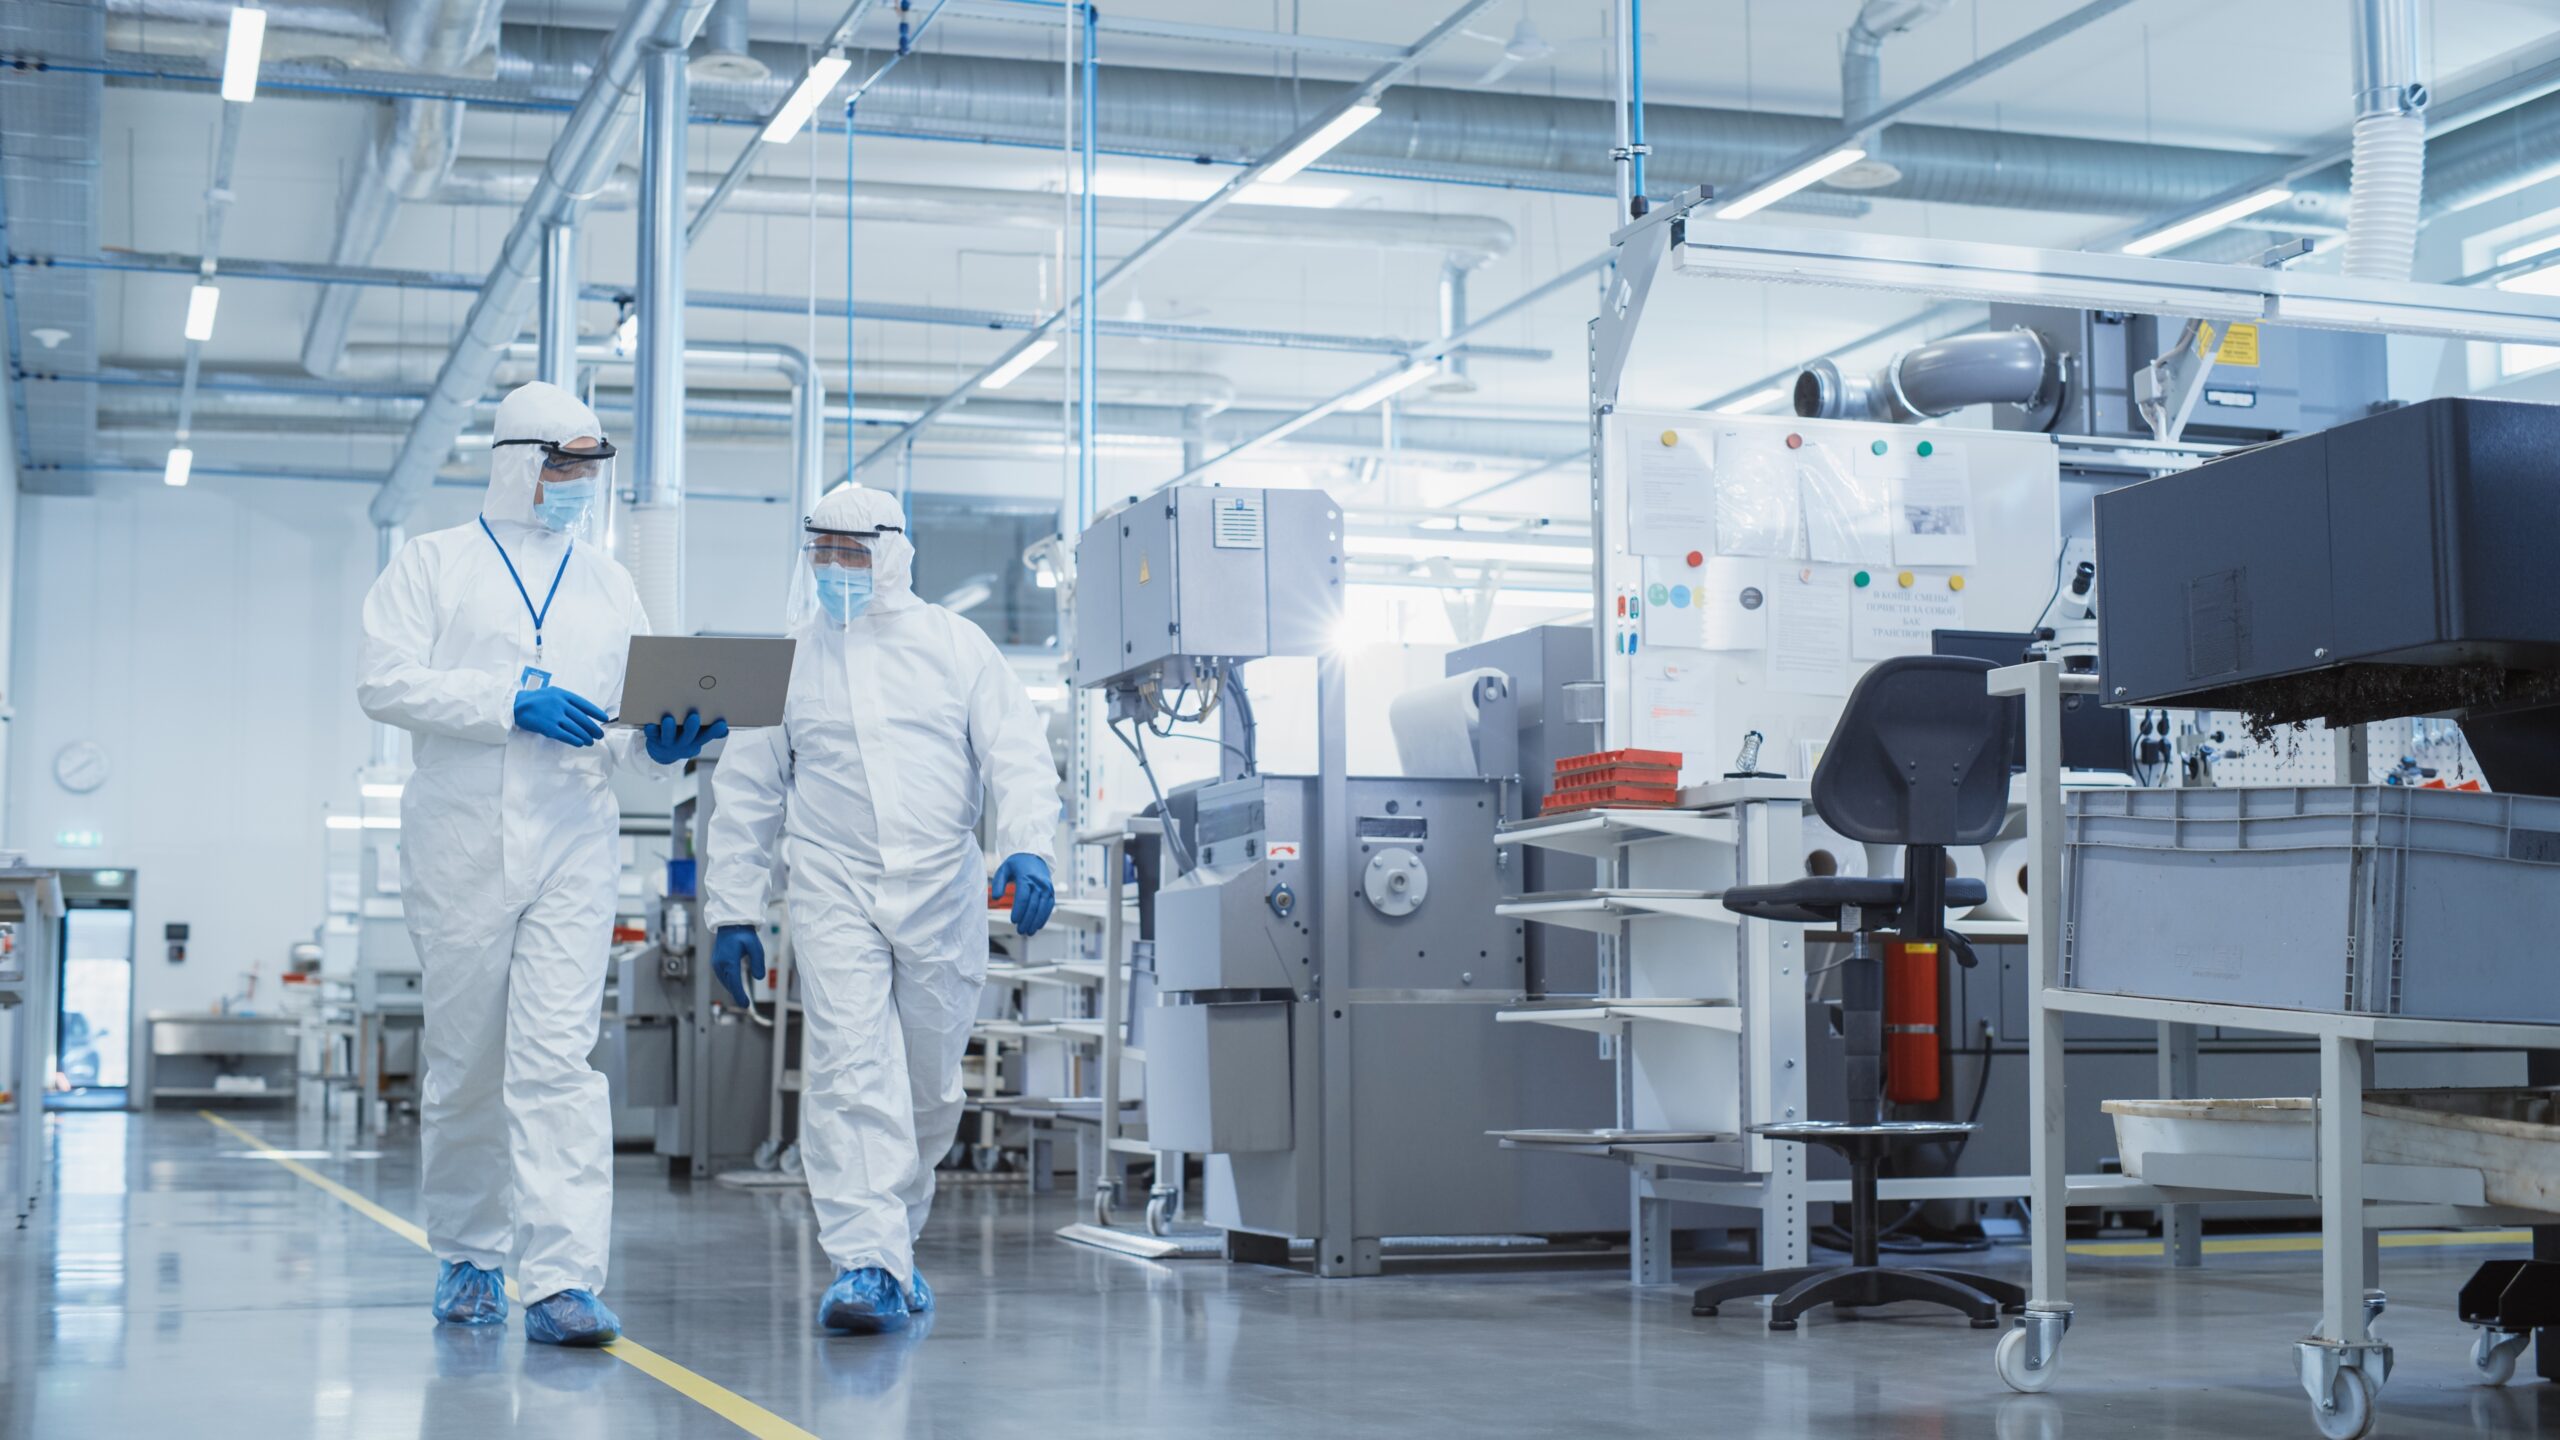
[612,636,797,729]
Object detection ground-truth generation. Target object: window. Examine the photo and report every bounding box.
[2495,230,2560,378]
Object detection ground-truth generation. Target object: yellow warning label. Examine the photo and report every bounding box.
[2216,321,2261,367]
[1138,554,1152,584]
[2196,321,2215,359]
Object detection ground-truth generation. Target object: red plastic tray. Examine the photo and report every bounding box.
[1541,782,1683,813]
[1553,765,1679,793]
[1555,747,1682,775]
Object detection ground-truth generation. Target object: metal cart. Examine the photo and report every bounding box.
[1988,660,2560,1438]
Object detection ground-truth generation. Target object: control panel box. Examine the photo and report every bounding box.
[1071,486,1341,692]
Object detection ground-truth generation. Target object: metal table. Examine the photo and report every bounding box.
[0,868,65,1226]
[1988,661,2560,1439]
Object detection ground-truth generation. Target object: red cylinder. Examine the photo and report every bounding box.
[1884,940,1942,1105]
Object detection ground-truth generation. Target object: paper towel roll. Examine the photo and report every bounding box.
[1800,819,1869,880]
[1973,838,2032,922]
[1390,668,1507,777]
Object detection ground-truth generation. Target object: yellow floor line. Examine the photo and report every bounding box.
[2069,1229,2533,1258]
[200,1111,819,1440]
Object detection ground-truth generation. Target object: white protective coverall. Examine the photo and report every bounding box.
[357,382,672,1303]
[703,484,1059,1285]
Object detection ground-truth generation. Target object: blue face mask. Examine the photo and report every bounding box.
[534,479,596,533]
[816,568,873,623]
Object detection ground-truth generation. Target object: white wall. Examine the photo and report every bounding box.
[5,472,807,1050]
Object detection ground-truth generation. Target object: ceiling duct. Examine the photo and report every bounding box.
[1,1,105,493]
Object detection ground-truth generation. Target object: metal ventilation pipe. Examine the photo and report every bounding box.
[628,43,689,636]
[689,0,766,82]
[1794,328,2050,425]
[2344,0,2429,281]
[1429,260,1477,395]
[1831,0,1949,191]
[536,222,579,391]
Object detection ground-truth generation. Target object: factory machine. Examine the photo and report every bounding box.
[1072,486,1622,1274]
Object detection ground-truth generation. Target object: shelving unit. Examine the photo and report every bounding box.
[968,888,1139,1186]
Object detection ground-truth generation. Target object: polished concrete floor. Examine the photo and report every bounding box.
[3,1109,2554,1439]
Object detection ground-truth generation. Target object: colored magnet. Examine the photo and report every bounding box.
[1660,430,1680,446]
[1785,433,1804,450]
[1685,550,1703,568]
[1948,574,1967,592]
[1897,570,1915,588]
[1853,570,1871,588]
[1870,440,1889,456]
[1917,440,1935,458]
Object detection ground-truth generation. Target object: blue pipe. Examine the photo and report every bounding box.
[1627,0,1648,213]
[845,93,860,509]
[1078,2,1098,531]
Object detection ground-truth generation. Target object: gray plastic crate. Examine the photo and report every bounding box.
[2063,785,2560,1024]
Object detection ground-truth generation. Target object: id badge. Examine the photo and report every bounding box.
[519,665,552,691]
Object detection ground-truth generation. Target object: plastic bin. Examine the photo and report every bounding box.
[2063,784,2560,1023]
[2104,1089,2560,1214]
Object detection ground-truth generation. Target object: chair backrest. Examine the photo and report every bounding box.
[1810,655,2016,848]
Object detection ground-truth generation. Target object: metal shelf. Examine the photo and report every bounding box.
[1490,1127,1743,1165]
[1496,998,1741,1035]
[1495,807,1735,858]
[1495,889,1733,934]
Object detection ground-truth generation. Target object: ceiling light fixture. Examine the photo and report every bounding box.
[2123,187,2296,257]
[981,338,1059,391]
[164,447,194,487]
[1719,146,1870,220]
[221,6,267,103]
[1262,104,1383,186]
[184,283,221,343]
[762,52,854,144]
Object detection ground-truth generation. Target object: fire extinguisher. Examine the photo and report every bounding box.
[1884,939,1942,1105]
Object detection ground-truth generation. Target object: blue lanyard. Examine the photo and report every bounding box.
[480,516,573,659]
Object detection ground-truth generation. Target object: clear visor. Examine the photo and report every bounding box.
[510,435,617,543]
[785,530,879,630]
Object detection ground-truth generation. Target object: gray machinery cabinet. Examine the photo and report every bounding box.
[1072,487,1340,692]
[1149,775,1624,1262]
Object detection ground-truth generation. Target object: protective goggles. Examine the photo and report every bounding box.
[803,530,885,570]
[494,435,618,481]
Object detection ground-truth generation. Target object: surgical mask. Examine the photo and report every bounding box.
[816,568,873,623]
[534,479,596,533]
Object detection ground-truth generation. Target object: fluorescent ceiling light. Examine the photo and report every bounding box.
[163,447,193,487]
[981,337,1059,391]
[1076,172,1350,209]
[360,782,404,799]
[184,284,221,342]
[762,52,854,144]
[1719,147,1869,220]
[324,815,402,830]
[1261,104,1382,185]
[1341,363,1439,411]
[221,6,266,103]
[1714,384,1790,415]
[2123,187,2296,257]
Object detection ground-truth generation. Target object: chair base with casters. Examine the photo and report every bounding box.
[1690,1120,2025,1331]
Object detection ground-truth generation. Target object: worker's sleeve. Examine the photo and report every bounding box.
[964,629,1063,868]
[356,540,518,744]
[702,724,793,931]
[602,568,682,779]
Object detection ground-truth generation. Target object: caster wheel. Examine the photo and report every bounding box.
[1996,1326,2058,1394]
[753,1138,782,1171]
[778,1144,803,1180]
[1144,1195,1173,1236]
[1691,1304,1720,1318]
[2471,1329,2528,1388]
[2311,1367,2377,1440]
[1091,1188,1113,1227]
[969,1145,1002,1174]
[1971,1316,2003,1330]
[1767,1318,1797,1332]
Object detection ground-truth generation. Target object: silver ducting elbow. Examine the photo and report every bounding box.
[1794,328,2050,425]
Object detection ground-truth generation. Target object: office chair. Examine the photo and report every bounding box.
[1691,655,2027,1331]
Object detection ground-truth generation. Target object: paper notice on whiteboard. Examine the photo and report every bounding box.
[1765,566,1851,696]
[1631,654,1717,767]
[1642,557,1769,651]
[1875,446,1977,567]
[1797,442,1894,566]
[1852,583,1965,659]
[1713,430,1802,558]
[1625,425,1714,555]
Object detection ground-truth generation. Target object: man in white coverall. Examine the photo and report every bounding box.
[702,483,1060,1335]
[358,381,726,1347]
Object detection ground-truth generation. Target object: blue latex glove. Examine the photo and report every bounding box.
[711,924,765,1008]
[991,853,1054,936]
[513,685,607,747]
[643,708,729,765]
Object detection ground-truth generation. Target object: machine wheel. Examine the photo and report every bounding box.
[2311,1367,2377,1440]
[2471,1329,2528,1388]
[753,1138,782,1171]
[1144,1193,1173,1236]
[1092,1185,1114,1227]
[778,1144,804,1180]
[969,1145,1003,1174]
[1995,1327,2058,1394]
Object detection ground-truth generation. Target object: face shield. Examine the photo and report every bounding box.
[785,526,891,631]
[496,434,617,544]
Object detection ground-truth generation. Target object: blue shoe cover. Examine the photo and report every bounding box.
[818,1267,911,1335]
[905,1270,934,1314]
[524,1289,621,1347]
[432,1261,508,1326]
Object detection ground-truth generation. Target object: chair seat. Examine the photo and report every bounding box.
[1720,875,1987,924]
